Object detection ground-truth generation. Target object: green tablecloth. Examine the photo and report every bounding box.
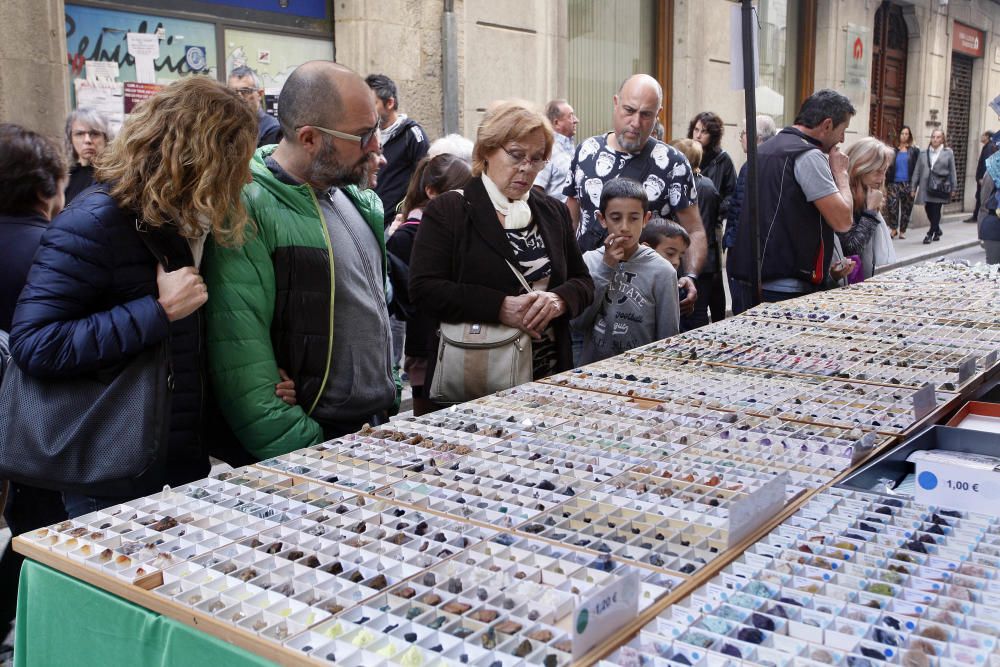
[15,560,277,667]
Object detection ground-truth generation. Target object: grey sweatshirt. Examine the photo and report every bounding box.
[573,245,679,364]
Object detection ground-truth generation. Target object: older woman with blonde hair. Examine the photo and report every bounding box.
[10,76,257,516]
[409,100,593,405]
[837,137,897,279]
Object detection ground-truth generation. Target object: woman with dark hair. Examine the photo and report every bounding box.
[911,128,957,244]
[687,111,734,325]
[388,153,471,415]
[885,125,919,238]
[409,101,593,403]
[63,107,113,204]
[0,123,70,634]
[10,77,258,517]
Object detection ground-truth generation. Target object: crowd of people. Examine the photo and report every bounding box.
[1,61,999,635]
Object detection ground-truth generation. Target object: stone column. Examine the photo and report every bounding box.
[0,0,69,139]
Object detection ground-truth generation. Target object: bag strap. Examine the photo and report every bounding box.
[504,260,534,294]
[617,137,657,185]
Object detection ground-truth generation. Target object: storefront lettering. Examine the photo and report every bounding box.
[65,14,196,76]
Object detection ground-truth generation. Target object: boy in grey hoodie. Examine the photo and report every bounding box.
[572,178,680,364]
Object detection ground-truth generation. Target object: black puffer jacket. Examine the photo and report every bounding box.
[10,184,209,489]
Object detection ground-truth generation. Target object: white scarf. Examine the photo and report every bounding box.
[482,173,532,230]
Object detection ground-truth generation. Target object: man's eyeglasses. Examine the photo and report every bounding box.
[501,146,548,170]
[233,87,258,98]
[300,124,380,150]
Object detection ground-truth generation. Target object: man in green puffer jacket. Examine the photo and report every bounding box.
[204,62,401,461]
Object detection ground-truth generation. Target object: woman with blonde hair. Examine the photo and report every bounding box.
[409,100,593,404]
[838,137,896,279]
[10,76,257,516]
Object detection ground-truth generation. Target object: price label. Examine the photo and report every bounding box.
[572,568,639,660]
[912,382,936,421]
[958,354,978,385]
[910,450,1000,513]
[728,473,788,548]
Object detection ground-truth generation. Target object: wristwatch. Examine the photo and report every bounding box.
[683,273,698,282]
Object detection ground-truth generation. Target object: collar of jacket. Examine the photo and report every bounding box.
[463,176,560,282]
[249,145,388,278]
[782,126,825,150]
[0,212,48,229]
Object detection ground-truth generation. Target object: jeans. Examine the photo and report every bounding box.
[925,202,943,236]
[728,277,753,315]
[680,273,723,331]
[389,315,405,368]
[62,492,117,519]
[985,240,1000,264]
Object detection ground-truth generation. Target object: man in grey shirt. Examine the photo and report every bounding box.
[728,89,858,305]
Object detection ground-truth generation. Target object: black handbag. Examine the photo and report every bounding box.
[0,231,173,497]
[925,150,953,200]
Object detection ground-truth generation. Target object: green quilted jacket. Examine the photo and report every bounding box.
[204,146,399,460]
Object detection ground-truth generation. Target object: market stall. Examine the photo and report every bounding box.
[14,260,1000,666]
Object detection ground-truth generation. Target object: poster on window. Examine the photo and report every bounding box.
[224,29,333,117]
[65,3,217,106]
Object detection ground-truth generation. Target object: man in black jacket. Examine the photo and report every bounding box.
[228,65,282,147]
[366,74,429,228]
[728,90,856,305]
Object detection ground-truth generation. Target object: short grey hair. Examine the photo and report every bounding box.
[756,114,777,142]
[545,99,569,125]
[64,108,114,164]
[229,65,262,90]
[428,133,474,163]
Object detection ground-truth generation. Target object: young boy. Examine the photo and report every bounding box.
[572,178,680,364]
[640,220,692,305]
[639,219,690,273]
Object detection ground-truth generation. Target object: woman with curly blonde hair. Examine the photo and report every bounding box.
[10,76,258,516]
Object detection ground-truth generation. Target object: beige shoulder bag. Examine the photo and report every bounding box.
[429,260,534,405]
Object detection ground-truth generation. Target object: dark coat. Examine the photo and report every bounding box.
[694,173,721,274]
[374,118,429,227]
[9,185,209,486]
[700,147,736,222]
[0,213,47,331]
[409,176,594,385]
[386,215,436,359]
[64,164,95,205]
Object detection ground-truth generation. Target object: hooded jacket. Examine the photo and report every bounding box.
[573,245,679,364]
[203,146,399,461]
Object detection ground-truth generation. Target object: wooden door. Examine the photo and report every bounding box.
[870,2,908,144]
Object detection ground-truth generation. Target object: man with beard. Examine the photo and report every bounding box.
[563,74,706,314]
[203,61,399,460]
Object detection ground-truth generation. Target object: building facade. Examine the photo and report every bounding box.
[3,0,1000,222]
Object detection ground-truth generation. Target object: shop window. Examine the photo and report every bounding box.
[757,0,801,127]
[568,0,656,142]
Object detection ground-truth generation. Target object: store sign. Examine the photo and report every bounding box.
[572,568,639,660]
[954,22,985,58]
[845,24,870,106]
[910,450,1000,513]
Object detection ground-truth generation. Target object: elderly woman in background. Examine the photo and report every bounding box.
[911,128,957,244]
[838,137,896,280]
[63,107,113,204]
[409,101,593,403]
[11,77,257,517]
